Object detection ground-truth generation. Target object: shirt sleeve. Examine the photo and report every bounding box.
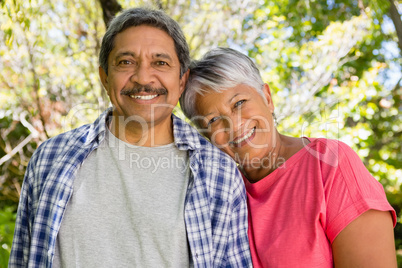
[323,140,396,243]
[9,157,34,267]
[224,167,253,267]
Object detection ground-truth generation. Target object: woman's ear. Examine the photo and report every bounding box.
[262,83,275,113]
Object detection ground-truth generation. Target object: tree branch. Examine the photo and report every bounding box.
[388,0,402,56]
[97,0,123,28]
[155,0,164,10]
[0,112,39,166]
[22,28,50,139]
[358,0,366,15]
[0,134,33,166]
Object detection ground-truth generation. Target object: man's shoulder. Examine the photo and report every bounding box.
[191,133,243,203]
[173,115,244,203]
[196,138,236,167]
[35,109,109,155]
[31,123,95,167]
[38,124,91,150]
[172,114,237,168]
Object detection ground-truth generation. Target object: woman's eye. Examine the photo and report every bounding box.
[207,116,220,126]
[234,99,246,108]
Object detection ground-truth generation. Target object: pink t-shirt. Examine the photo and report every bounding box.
[245,138,396,268]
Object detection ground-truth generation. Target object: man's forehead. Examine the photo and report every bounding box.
[115,25,174,44]
[110,25,178,57]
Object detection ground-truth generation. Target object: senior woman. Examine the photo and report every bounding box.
[180,47,397,267]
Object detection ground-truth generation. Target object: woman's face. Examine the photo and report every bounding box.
[195,83,277,167]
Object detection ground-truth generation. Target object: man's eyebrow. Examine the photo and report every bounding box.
[114,51,135,59]
[153,53,173,61]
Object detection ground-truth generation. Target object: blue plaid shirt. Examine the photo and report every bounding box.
[9,108,252,268]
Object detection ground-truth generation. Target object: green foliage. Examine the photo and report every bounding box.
[0,206,16,267]
[0,0,402,263]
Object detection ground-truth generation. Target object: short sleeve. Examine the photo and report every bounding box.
[321,140,396,243]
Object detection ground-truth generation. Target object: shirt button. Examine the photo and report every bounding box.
[58,200,66,207]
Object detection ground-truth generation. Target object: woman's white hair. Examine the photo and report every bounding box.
[180,47,265,127]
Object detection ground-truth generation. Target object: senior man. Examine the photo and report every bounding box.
[9,7,251,268]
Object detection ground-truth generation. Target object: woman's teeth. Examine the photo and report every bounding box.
[232,127,255,144]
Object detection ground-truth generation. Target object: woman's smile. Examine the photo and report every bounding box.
[230,126,256,147]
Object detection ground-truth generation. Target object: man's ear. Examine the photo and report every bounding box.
[179,69,190,95]
[262,83,275,113]
[99,66,108,91]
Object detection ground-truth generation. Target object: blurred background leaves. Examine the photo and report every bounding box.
[0,0,401,265]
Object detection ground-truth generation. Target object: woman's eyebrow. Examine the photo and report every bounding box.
[229,93,240,104]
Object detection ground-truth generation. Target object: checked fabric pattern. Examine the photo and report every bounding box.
[9,108,252,268]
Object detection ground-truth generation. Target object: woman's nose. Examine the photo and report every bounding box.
[224,113,243,133]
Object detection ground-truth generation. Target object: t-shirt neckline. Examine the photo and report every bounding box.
[244,137,318,193]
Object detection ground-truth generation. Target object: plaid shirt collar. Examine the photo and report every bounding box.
[85,107,203,151]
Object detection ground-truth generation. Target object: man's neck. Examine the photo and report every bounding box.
[108,115,174,147]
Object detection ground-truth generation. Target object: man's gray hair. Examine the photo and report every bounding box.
[99,7,190,77]
[180,47,265,124]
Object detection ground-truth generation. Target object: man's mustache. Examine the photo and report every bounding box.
[120,83,167,96]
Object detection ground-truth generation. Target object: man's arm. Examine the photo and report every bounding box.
[225,168,253,267]
[332,209,397,267]
[9,163,33,267]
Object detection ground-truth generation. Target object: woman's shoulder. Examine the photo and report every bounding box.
[304,137,358,162]
[305,137,351,150]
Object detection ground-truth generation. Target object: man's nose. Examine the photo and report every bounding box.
[131,63,154,85]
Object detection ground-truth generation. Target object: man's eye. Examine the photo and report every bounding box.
[156,61,168,66]
[234,99,246,108]
[118,60,131,65]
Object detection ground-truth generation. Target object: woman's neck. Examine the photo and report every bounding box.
[241,134,307,183]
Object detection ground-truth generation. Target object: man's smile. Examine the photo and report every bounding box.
[129,94,158,100]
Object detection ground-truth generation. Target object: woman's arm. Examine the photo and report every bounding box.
[332,209,397,267]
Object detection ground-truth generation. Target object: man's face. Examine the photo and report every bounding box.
[100,25,187,127]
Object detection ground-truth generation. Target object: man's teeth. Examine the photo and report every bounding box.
[232,128,255,144]
[129,94,158,100]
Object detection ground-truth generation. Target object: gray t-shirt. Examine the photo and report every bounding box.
[53,128,191,267]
